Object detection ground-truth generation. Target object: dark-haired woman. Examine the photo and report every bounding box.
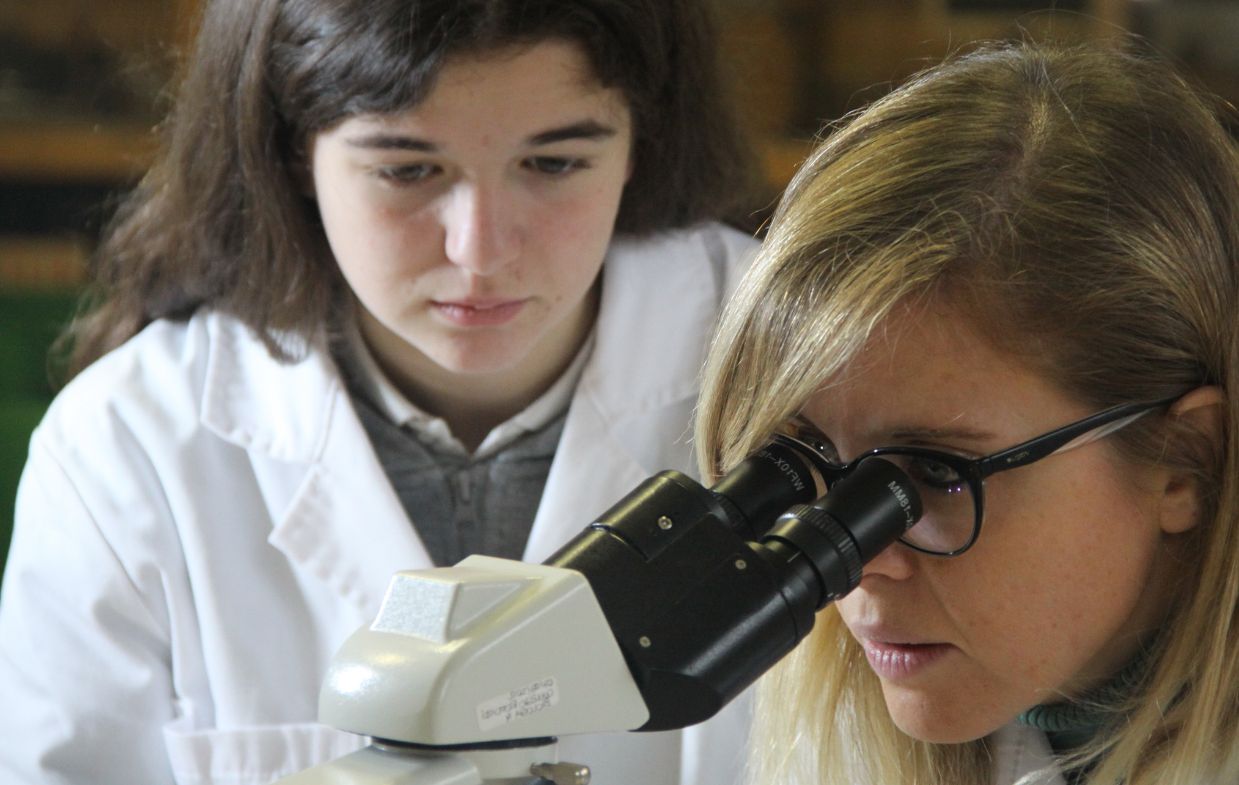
[0,2,760,783]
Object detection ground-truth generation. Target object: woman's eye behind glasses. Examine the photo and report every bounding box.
[885,452,976,554]
[902,455,967,494]
[785,417,840,462]
[784,416,965,487]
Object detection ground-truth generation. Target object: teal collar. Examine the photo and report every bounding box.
[1017,648,1151,755]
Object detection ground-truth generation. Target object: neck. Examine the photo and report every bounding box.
[1018,644,1155,755]
[400,368,557,452]
[357,287,598,451]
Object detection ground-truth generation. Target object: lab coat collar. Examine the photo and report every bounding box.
[989,721,1067,785]
[581,230,729,423]
[198,312,427,612]
[524,230,734,560]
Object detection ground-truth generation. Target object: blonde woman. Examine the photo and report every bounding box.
[697,42,1239,785]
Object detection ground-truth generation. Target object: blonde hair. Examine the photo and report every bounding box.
[697,41,1239,785]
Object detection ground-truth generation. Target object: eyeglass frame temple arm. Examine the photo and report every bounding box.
[975,395,1181,478]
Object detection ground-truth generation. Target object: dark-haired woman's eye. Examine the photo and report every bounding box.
[524,156,588,176]
[376,163,439,184]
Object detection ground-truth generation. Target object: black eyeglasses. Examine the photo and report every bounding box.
[791,395,1182,557]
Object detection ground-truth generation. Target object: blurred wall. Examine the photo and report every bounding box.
[719,0,1237,196]
[3,0,1238,280]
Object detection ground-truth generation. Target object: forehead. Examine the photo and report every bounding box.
[349,40,631,140]
[801,299,1079,446]
[438,40,602,95]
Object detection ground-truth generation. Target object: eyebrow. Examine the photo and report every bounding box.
[346,134,437,152]
[796,412,995,445]
[527,120,617,146]
[345,119,618,152]
[887,426,997,445]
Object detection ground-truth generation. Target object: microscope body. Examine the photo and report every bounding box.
[276,438,921,785]
[318,558,648,745]
[279,557,643,784]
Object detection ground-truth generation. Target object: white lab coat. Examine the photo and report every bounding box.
[0,224,758,785]
[989,722,1068,785]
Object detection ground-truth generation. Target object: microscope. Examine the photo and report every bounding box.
[278,434,922,784]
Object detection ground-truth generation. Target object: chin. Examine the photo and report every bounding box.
[884,691,1001,745]
[428,339,532,376]
[892,718,990,745]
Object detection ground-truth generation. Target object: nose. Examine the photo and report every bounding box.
[442,182,520,275]
[860,539,917,582]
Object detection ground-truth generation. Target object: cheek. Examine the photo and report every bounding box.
[543,181,624,241]
[317,183,377,267]
[955,460,1163,687]
[531,185,622,295]
[322,199,439,283]
[543,158,628,232]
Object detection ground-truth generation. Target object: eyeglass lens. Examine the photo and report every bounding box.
[851,453,976,554]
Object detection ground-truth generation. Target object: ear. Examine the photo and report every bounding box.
[1158,385,1225,535]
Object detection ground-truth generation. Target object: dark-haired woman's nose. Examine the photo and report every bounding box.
[441,183,521,275]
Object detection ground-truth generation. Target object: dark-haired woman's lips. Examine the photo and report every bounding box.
[431,298,528,326]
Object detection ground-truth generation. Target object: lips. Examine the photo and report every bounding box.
[860,639,954,681]
[431,298,527,327]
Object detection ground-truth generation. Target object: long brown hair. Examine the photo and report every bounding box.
[697,40,1239,785]
[65,0,758,378]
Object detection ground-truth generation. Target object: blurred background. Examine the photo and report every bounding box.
[1,0,1237,573]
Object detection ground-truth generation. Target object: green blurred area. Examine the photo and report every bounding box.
[0,290,80,581]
